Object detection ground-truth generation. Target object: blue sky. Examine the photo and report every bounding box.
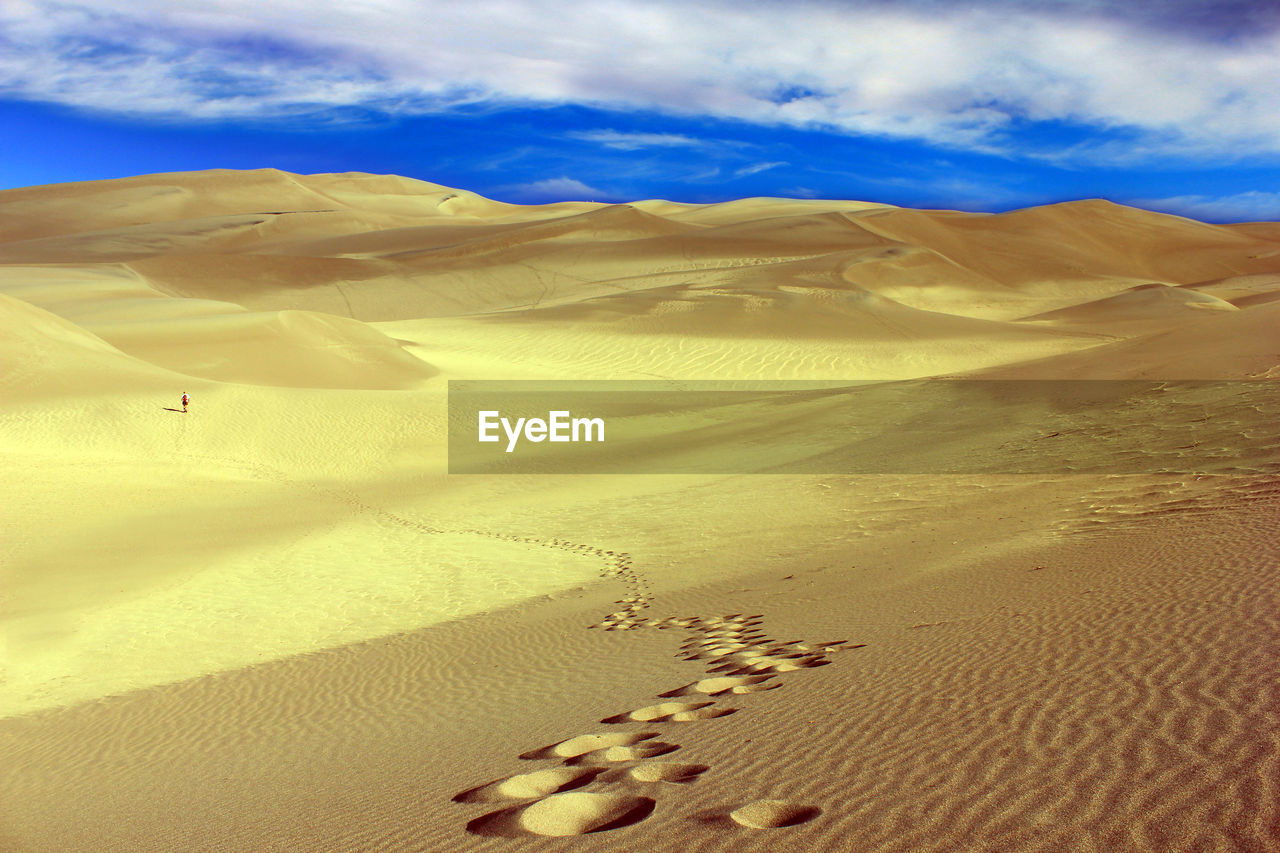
[2,1,1279,221]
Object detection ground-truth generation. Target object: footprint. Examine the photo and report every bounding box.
[682,649,742,662]
[670,706,735,722]
[452,767,604,803]
[568,741,680,764]
[729,799,822,828]
[629,762,709,783]
[467,793,656,837]
[520,731,658,760]
[521,793,655,836]
[660,675,777,697]
[705,661,749,673]
[681,642,750,659]
[601,701,734,724]
[728,655,830,675]
[730,680,780,695]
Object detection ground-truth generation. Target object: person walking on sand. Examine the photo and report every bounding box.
[181,392,189,413]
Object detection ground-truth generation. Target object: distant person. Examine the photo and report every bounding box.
[181,392,189,413]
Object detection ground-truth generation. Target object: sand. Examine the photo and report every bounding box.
[1,169,1277,852]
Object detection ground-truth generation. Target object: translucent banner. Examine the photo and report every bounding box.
[447,380,1280,475]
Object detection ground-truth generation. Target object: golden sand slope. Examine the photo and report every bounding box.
[1,170,1278,852]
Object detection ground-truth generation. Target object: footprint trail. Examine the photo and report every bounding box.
[180,454,836,839]
[453,602,857,837]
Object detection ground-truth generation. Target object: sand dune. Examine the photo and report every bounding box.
[6,169,1275,328]
[0,292,178,398]
[1019,282,1238,341]
[983,300,1280,379]
[1,170,1277,852]
[1181,272,1280,307]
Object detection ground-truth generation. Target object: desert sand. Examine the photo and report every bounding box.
[1,169,1277,852]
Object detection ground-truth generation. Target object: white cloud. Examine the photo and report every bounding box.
[3,1,1280,160]
[854,172,1027,207]
[503,176,609,201]
[1134,191,1280,223]
[568,130,706,150]
[734,161,787,178]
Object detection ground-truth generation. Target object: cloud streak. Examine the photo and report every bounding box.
[1136,191,1280,223]
[4,1,1280,162]
[734,161,787,178]
[503,176,610,201]
[568,130,709,150]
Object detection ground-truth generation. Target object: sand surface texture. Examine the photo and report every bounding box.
[1,170,1278,852]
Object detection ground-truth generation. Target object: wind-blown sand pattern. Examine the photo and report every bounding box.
[1,170,1278,852]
